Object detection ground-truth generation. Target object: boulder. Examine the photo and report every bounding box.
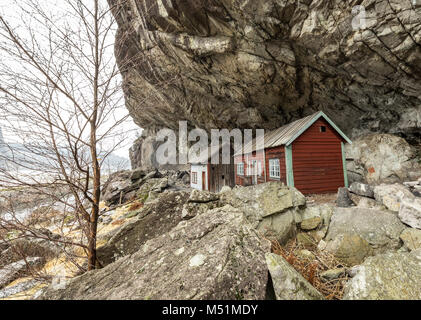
[266,253,325,300]
[356,197,386,210]
[374,183,414,212]
[181,201,220,220]
[300,217,321,231]
[219,186,232,193]
[326,207,406,253]
[400,228,421,251]
[0,279,39,299]
[398,197,421,229]
[325,234,374,267]
[222,182,305,222]
[296,250,315,261]
[0,257,43,289]
[97,191,190,266]
[221,182,305,243]
[343,250,421,300]
[296,233,318,248]
[101,169,167,205]
[188,189,219,203]
[298,204,334,240]
[180,189,222,220]
[258,210,296,244]
[299,204,334,227]
[41,205,270,300]
[0,233,61,269]
[349,182,374,198]
[320,268,346,282]
[101,170,143,205]
[137,177,169,203]
[346,134,421,185]
[336,188,356,207]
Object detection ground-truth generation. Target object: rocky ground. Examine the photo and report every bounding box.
[1,154,421,300]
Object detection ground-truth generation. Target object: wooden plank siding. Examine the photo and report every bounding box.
[291,118,345,194]
[264,146,287,185]
[234,146,288,186]
[208,163,235,192]
[234,151,265,186]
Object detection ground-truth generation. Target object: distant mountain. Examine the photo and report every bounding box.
[0,128,130,174]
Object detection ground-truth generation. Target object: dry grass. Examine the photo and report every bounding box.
[306,193,337,205]
[272,239,349,300]
[111,219,125,226]
[127,201,144,212]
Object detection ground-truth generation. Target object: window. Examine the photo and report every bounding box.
[269,159,280,179]
[246,160,262,177]
[320,126,326,133]
[237,163,244,175]
[191,172,197,184]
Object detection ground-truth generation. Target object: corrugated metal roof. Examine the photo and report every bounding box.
[235,111,351,156]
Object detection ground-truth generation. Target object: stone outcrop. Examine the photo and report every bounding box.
[108,0,421,169]
[40,205,270,300]
[400,228,421,251]
[101,169,190,206]
[297,204,334,242]
[0,257,43,289]
[349,182,374,198]
[373,183,421,229]
[101,169,159,205]
[346,134,421,184]
[181,189,220,220]
[399,197,421,229]
[266,253,325,300]
[97,191,190,266]
[325,207,406,253]
[99,181,306,270]
[325,233,374,266]
[373,183,414,212]
[221,182,306,243]
[0,236,60,269]
[343,250,421,300]
[336,188,356,207]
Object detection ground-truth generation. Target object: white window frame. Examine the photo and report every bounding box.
[191,171,198,184]
[257,161,262,177]
[269,159,280,179]
[237,163,244,176]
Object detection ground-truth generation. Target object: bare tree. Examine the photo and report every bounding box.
[0,0,148,271]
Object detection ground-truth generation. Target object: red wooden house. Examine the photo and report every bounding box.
[234,111,352,194]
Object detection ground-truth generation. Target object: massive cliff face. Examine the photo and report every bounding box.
[109,0,421,167]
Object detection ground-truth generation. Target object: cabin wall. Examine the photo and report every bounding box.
[264,145,287,185]
[208,163,235,192]
[292,118,345,194]
[234,151,268,186]
[190,164,208,191]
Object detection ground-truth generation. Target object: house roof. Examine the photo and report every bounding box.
[235,111,352,156]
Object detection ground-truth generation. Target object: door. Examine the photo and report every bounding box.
[202,171,206,191]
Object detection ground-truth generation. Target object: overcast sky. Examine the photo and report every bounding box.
[0,0,141,159]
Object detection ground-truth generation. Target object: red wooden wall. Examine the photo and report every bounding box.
[234,152,266,186]
[233,146,288,186]
[264,146,287,185]
[292,118,345,194]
